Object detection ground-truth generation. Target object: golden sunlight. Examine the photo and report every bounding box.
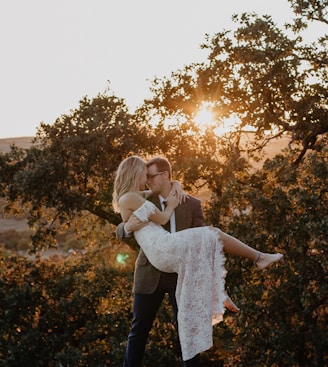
[194,104,216,130]
[194,103,240,136]
[214,115,241,136]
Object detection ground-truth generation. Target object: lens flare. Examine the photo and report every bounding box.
[116,253,129,265]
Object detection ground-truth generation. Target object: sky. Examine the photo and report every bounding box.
[0,0,326,139]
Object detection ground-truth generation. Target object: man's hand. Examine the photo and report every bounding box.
[125,214,149,233]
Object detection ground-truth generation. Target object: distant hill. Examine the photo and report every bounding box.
[0,137,33,153]
[0,135,289,156]
[0,137,34,232]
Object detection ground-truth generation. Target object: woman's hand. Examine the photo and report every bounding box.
[170,180,188,204]
[166,191,179,208]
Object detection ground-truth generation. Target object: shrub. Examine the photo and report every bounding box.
[0,245,187,366]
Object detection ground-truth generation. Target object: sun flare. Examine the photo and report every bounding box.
[193,103,240,136]
[194,105,216,129]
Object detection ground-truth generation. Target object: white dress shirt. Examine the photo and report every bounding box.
[160,196,176,233]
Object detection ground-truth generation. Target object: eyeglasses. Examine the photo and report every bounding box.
[147,172,164,180]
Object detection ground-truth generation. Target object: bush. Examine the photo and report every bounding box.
[0,245,187,366]
[0,247,131,366]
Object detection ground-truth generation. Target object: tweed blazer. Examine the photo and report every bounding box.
[116,194,205,294]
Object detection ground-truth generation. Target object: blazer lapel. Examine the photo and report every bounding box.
[150,196,162,210]
[174,202,188,231]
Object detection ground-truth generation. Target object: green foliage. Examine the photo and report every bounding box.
[2,146,327,366]
[0,3,327,366]
[288,0,328,24]
[0,250,122,366]
[144,9,327,165]
[1,5,327,247]
[0,246,184,366]
[206,146,328,367]
[0,92,154,249]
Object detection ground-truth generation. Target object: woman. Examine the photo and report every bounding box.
[113,156,283,362]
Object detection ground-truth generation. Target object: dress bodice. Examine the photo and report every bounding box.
[133,200,157,222]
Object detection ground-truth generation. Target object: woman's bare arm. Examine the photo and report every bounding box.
[149,197,177,225]
[171,180,188,203]
[119,192,178,225]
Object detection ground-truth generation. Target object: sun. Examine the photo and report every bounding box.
[193,103,240,135]
[194,105,216,131]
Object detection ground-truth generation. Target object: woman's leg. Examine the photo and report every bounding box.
[216,229,283,269]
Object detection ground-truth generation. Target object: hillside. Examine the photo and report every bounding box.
[0,137,34,153]
[0,137,34,231]
[0,135,289,158]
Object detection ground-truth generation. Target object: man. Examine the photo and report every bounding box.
[116,157,238,367]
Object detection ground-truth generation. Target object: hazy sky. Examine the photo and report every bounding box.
[0,0,325,138]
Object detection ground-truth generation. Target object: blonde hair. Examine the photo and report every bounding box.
[112,156,146,212]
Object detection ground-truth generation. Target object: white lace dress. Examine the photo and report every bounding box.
[133,200,226,361]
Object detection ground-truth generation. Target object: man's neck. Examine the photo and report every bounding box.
[158,184,172,199]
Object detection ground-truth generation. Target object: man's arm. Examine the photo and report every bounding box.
[116,222,128,241]
[116,222,140,251]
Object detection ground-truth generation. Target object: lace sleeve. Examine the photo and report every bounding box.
[133,201,157,222]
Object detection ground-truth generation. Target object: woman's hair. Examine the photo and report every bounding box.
[112,156,146,211]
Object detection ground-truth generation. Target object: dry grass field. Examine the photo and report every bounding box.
[0,136,33,153]
[0,218,29,231]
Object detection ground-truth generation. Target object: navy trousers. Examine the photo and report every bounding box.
[123,273,200,367]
